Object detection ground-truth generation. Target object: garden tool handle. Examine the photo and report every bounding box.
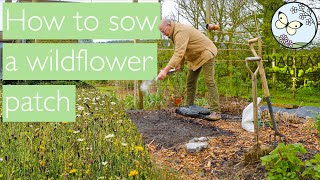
[245,57,260,147]
[159,68,176,74]
[245,57,260,77]
[248,38,270,97]
[248,38,259,44]
[167,68,176,74]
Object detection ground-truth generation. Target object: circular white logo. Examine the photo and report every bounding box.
[271,2,318,49]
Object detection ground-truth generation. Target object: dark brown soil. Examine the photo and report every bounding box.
[127,109,236,148]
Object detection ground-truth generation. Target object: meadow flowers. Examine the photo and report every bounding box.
[128,170,139,177]
[0,88,155,178]
[105,134,115,139]
[39,160,46,167]
[135,146,144,152]
[69,169,77,174]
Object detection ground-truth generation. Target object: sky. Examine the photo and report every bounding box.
[0,0,177,31]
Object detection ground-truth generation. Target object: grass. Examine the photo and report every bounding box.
[95,86,118,94]
[269,91,320,107]
[219,84,320,107]
[262,88,320,107]
[0,87,178,179]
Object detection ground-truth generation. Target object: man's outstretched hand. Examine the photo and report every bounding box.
[157,65,173,80]
[157,64,181,80]
[157,70,167,80]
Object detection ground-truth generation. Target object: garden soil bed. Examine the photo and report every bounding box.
[126,100,320,179]
[127,109,237,148]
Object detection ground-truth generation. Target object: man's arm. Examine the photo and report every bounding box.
[158,32,189,80]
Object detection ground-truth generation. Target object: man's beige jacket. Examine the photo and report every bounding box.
[167,22,218,71]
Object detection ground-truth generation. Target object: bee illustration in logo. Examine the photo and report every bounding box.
[275,11,303,36]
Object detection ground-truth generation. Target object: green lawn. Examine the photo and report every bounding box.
[262,88,320,107]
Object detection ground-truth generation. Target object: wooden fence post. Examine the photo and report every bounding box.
[132,0,143,109]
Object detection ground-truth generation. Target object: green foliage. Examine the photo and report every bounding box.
[123,94,135,110]
[195,97,209,107]
[256,0,285,50]
[143,92,164,110]
[302,154,320,179]
[165,69,187,97]
[216,61,251,98]
[261,143,307,179]
[122,91,165,110]
[261,143,320,180]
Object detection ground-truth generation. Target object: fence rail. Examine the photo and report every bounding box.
[159,48,265,53]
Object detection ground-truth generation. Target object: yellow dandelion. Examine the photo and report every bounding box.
[68,163,73,167]
[39,160,45,167]
[135,146,143,152]
[69,169,77,174]
[0,174,3,177]
[85,169,90,174]
[67,129,73,133]
[128,170,138,177]
[39,145,46,151]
